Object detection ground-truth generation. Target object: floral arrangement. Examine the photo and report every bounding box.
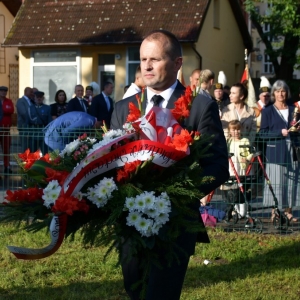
[1,87,213,283]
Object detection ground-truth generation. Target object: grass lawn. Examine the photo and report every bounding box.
[0,224,299,300]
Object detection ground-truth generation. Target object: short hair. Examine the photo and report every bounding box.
[191,69,201,76]
[231,82,248,101]
[143,29,182,60]
[228,120,242,130]
[103,81,113,91]
[200,69,215,83]
[54,89,67,103]
[271,80,291,102]
[75,84,83,90]
[136,65,141,74]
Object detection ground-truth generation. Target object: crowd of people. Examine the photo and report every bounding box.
[0,28,300,300]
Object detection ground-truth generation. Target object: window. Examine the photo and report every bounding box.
[263,54,273,74]
[213,0,220,29]
[127,47,140,85]
[32,50,80,105]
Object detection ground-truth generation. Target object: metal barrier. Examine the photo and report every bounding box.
[0,127,299,233]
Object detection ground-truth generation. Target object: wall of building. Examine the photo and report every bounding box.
[0,2,19,100]
[195,0,246,86]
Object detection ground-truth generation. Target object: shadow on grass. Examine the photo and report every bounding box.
[1,238,299,299]
[184,239,300,288]
[0,280,128,300]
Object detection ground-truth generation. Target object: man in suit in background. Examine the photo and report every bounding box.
[189,68,201,93]
[111,29,229,300]
[122,65,145,99]
[66,85,89,113]
[16,87,35,151]
[90,81,114,128]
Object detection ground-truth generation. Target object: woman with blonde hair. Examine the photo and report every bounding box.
[199,69,215,99]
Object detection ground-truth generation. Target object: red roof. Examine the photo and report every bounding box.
[3,0,251,50]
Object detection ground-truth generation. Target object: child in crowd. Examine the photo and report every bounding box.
[221,120,253,221]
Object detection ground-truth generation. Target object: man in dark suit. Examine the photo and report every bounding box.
[90,81,114,128]
[111,29,229,300]
[16,87,35,152]
[66,84,89,113]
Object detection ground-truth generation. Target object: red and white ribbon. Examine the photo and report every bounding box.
[7,214,67,260]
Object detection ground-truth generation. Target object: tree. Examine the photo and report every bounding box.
[244,0,300,80]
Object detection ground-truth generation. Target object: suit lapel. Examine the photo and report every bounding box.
[167,81,185,109]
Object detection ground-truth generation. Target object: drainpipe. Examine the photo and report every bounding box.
[191,43,202,69]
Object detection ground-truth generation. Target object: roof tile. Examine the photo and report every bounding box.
[3,0,209,46]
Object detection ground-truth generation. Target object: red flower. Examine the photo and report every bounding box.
[126,102,141,122]
[171,86,193,122]
[52,196,89,216]
[167,129,193,152]
[45,168,70,186]
[5,187,43,203]
[116,160,142,182]
[18,149,41,169]
[78,133,87,140]
[40,153,51,164]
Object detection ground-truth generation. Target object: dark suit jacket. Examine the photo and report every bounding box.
[66,97,89,113]
[111,81,229,249]
[90,93,114,128]
[259,105,299,164]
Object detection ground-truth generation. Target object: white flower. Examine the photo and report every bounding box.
[42,180,61,208]
[125,197,135,211]
[103,129,125,140]
[143,191,156,209]
[126,211,142,226]
[155,213,169,225]
[124,192,172,237]
[135,217,153,237]
[134,194,146,211]
[86,139,111,155]
[86,137,97,144]
[123,122,136,133]
[86,177,117,208]
[101,177,118,192]
[155,197,171,214]
[60,139,81,156]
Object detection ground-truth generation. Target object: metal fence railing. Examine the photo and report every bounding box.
[0,127,299,233]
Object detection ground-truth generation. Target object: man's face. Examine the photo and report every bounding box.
[75,86,84,98]
[0,89,7,98]
[25,88,33,98]
[104,84,114,96]
[140,38,182,93]
[86,89,93,97]
[35,95,44,105]
[259,92,270,105]
[189,72,200,90]
[214,89,224,101]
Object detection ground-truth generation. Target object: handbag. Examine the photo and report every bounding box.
[200,208,217,228]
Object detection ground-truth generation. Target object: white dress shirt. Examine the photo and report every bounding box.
[145,81,178,114]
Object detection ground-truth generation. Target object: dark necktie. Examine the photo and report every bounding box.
[79,98,86,112]
[152,95,164,107]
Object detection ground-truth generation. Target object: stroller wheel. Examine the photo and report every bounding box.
[224,205,239,225]
[273,210,289,231]
[244,217,263,233]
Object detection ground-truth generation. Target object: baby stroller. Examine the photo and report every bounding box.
[222,146,289,232]
[206,145,289,232]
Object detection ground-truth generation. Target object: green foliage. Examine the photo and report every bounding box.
[244,0,300,78]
